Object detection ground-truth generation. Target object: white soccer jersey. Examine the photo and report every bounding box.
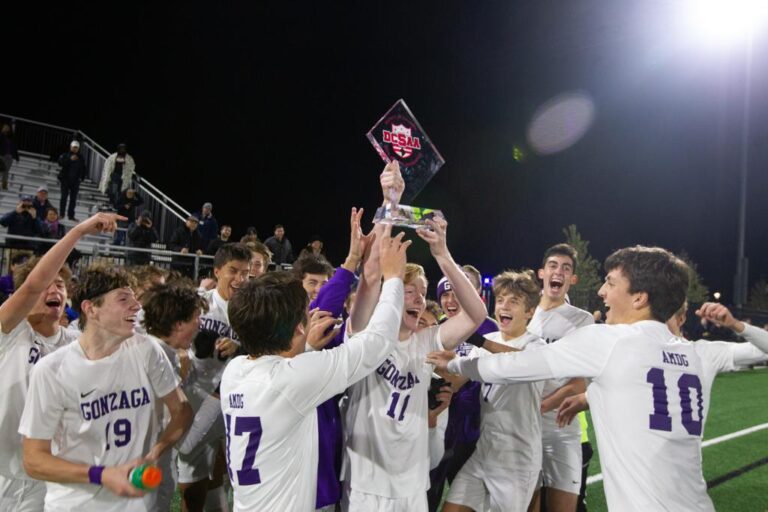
[468,331,545,471]
[527,303,593,438]
[0,321,77,479]
[221,278,403,512]
[18,334,178,512]
[449,320,768,511]
[194,289,237,393]
[343,323,444,499]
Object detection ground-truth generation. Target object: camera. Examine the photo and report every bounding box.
[428,377,448,410]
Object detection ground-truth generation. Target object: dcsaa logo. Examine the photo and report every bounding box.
[382,123,421,159]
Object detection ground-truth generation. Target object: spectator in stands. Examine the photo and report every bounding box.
[206,224,232,255]
[127,211,159,266]
[100,143,136,206]
[299,234,325,260]
[32,185,53,220]
[168,215,204,276]
[0,194,43,250]
[193,201,219,249]
[245,240,271,279]
[114,188,144,245]
[38,207,66,253]
[0,251,32,297]
[264,223,294,265]
[57,140,87,221]
[240,226,259,244]
[0,123,19,190]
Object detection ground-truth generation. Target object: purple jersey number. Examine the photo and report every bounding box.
[646,368,703,436]
[104,419,131,450]
[225,414,263,485]
[386,392,411,421]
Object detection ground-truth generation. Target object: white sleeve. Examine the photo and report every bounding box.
[695,338,768,375]
[18,363,65,440]
[428,409,449,470]
[448,325,615,384]
[279,277,403,414]
[741,324,768,356]
[143,338,180,399]
[177,391,224,455]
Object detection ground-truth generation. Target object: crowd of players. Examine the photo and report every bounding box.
[1,161,768,512]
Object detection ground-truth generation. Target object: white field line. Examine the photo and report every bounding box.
[586,422,768,486]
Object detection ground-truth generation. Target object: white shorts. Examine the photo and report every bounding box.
[177,438,218,484]
[341,483,427,512]
[541,431,582,494]
[0,475,46,512]
[447,455,538,512]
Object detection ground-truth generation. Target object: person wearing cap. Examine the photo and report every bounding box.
[57,141,88,221]
[127,211,159,266]
[32,185,54,220]
[168,216,205,276]
[0,194,43,251]
[99,143,136,206]
[193,202,219,249]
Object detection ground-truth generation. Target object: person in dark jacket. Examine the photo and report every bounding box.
[0,195,43,250]
[0,123,20,190]
[206,224,232,255]
[114,188,144,245]
[32,185,54,220]
[168,215,204,276]
[264,224,294,265]
[193,201,219,249]
[127,210,159,265]
[57,140,88,221]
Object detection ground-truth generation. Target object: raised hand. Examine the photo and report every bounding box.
[416,217,449,259]
[379,160,405,206]
[306,309,341,350]
[73,212,127,237]
[695,302,740,330]
[378,224,411,281]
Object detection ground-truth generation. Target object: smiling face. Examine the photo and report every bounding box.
[598,267,639,325]
[417,309,439,331]
[214,259,251,301]
[88,287,141,339]
[402,275,427,334]
[249,252,267,279]
[302,272,329,302]
[494,292,534,339]
[538,254,577,304]
[440,289,461,318]
[274,227,285,240]
[29,274,68,323]
[220,226,232,241]
[46,209,59,222]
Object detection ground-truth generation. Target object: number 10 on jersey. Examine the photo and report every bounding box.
[646,367,704,436]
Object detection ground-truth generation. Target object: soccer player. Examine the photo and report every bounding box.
[293,254,334,302]
[0,213,118,511]
[444,270,546,512]
[19,264,193,511]
[428,246,768,511]
[140,282,212,511]
[221,224,411,511]
[528,243,593,512]
[180,242,250,510]
[342,162,487,511]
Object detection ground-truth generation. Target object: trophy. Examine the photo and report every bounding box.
[367,99,446,229]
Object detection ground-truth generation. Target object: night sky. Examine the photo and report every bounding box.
[7,1,768,302]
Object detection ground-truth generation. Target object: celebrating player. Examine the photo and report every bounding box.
[0,213,121,511]
[341,162,487,511]
[221,223,410,511]
[443,270,546,512]
[19,264,193,510]
[428,246,768,511]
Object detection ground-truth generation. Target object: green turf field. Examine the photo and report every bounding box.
[170,369,768,511]
[583,368,768,512]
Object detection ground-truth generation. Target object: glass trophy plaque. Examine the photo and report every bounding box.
[367,99,446,228]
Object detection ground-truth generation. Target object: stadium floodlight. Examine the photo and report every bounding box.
[684,0,768,46]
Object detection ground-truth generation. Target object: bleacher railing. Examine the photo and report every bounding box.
[0,232,214,281]
[0,113,190,243]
